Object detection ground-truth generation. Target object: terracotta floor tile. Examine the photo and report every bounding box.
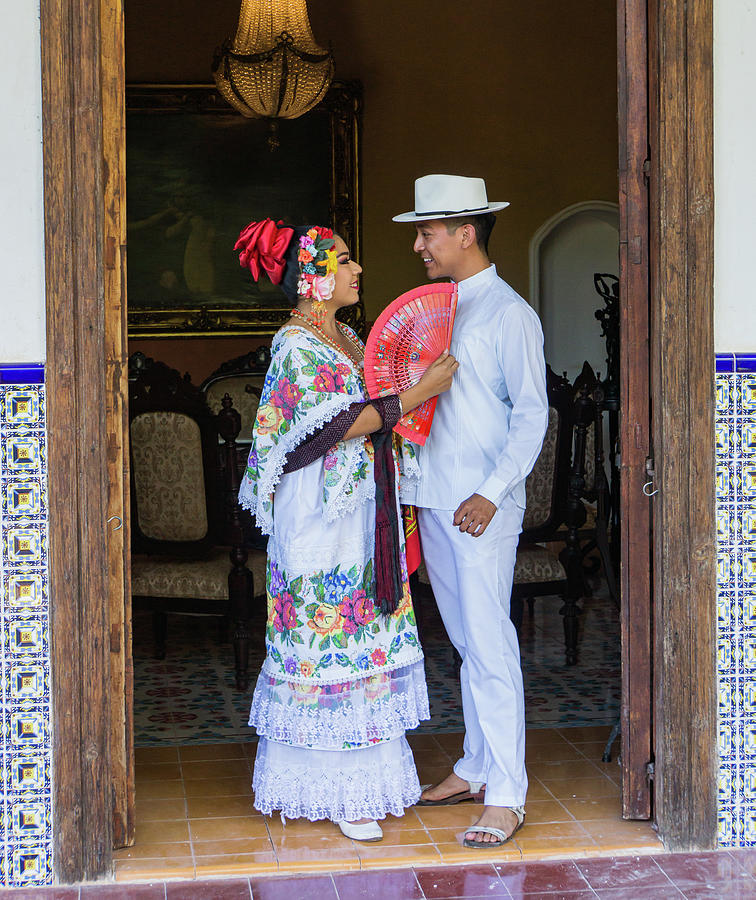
[560,797,623,820]
[189,815,271,842]
[521,799,575,824]
[135,746,180,764]
[407,733,445,750]
[576,854,671,890]
[266,817,342,840]
[179,743,247,761]
[526,728,569,746]
[495,859,592,894]
[727,848,756,878]
[134,762,183,781]
[573,740,616,761]
[433,733,466,753]
[133,820,190,844]
[355,827,431,846]
[357,843,443,868]
[181,758,251,780]
[593,888,684,899]
[113,840,192,860]
[524,779,556,801]
[333,868,423,900]
[546,777,621,800]
[559,725,617,743]
[517,821,593,842]
[653,851,750,887]
[274,846,361,872]
[415,862,507,898]
[183,776,252,798]
[411,747,454,764]
[414,803,486,829]
[526,743,584,763]
[579,819,661,845]
[165,878,252,899]
[192,836,275,856]
[676,884,756,899]
[434,841,522,864]
[80,885,166,899]
[114,858,195,881]
[136,779,185,800]
[528,759,607,781]
[250,874,339,900]
[135,797,187,822]
[186,795,259,819]
[194,853,278,875]
[241,741,259,757]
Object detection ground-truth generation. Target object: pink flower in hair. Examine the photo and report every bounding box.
[311,274,335,302]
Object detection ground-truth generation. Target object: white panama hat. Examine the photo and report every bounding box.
[392,174,509,223]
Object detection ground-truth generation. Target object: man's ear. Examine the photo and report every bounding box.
[459,223,476,249]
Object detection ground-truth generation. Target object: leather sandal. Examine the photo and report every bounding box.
[415,780,486,806]
[463,806,525,848]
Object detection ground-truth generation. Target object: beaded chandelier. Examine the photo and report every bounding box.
[212,0,334,119]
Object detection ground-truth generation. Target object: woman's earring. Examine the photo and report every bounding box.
[311,299,326,324]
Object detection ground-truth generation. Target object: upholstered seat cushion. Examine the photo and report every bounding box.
[513,544,566,584]
[132,548,268,600]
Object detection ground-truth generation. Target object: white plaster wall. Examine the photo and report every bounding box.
[0,0,46,362]
[714,0,756,352]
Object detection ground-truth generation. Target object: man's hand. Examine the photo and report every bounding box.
[453,493,497,536]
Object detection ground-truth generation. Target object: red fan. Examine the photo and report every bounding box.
[364,283,458,444]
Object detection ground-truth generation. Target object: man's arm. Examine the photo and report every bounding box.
[455,303,548,536]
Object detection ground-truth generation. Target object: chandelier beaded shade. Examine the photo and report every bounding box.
[213,0,334,119]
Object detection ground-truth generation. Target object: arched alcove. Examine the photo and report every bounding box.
[529,201,619,381]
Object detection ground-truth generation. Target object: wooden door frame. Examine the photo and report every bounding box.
[39,0,717,882]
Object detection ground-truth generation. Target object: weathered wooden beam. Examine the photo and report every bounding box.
[651,0,717,851]
[41,0,113,881]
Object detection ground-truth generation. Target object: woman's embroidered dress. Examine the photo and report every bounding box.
[239,325,429,821]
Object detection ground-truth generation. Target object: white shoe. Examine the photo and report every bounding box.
[336,819,383,842]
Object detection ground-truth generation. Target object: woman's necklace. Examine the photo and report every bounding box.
[289,308,364,369]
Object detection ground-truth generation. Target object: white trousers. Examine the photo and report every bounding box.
[418,500,527,807]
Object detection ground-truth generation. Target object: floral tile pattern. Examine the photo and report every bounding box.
[0,366,52,887]
[716,355,756,847]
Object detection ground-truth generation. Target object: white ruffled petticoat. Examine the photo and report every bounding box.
[250,658,429,821]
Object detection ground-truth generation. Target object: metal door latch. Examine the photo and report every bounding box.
[642,457,658,497]
[106,515,123,531]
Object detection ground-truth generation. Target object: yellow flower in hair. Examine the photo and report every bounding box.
[324,249,339,275]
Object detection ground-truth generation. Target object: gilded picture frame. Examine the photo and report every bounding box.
[125,81,363,338]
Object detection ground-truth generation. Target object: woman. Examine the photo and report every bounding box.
[236,219,457,841]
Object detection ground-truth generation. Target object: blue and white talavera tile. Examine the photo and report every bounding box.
[0,364,52,887]
[716,354,756,847]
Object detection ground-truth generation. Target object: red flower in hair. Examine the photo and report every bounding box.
[235,218,294,285]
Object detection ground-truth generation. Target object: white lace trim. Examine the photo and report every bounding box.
[323,451,376,525]
[249,660,430,749]
[238,392,366,536]
[252,735,422,821]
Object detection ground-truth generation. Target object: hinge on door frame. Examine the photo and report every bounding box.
[642,158,651,182]
[646,760,655,781]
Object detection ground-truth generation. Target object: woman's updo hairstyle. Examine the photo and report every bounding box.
[234,218,338,304]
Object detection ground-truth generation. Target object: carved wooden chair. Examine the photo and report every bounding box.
[200,345,271,442]
[128,354,263,689]
[510,365,586,663]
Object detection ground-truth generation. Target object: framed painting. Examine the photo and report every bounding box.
[125,81,363,338]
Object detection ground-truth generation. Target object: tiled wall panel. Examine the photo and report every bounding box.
[717,353,756,847]
[0,365,52,886]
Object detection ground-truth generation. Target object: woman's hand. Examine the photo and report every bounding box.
[416,350,459,398]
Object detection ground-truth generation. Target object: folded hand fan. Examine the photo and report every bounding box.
[364,283,458,444]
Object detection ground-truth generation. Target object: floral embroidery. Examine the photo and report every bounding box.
[263,557,421,682]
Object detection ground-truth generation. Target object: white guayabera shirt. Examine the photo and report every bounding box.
[410,264,549,513]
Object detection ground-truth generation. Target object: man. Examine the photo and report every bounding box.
[393,174,548,847]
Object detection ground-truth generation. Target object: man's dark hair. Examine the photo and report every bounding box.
[444,212,496,254]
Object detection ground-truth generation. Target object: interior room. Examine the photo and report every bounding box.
[117,0,659,880]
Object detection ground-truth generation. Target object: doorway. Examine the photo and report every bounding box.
[40,0,716,883]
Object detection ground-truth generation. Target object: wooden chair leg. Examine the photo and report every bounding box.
[232,618,250,691]
[153,610,167,660]
[560,593,581,666]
